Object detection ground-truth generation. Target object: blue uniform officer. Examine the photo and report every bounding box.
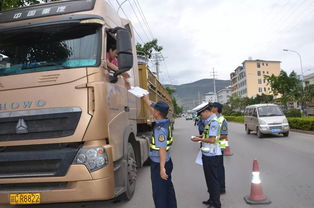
[213,102,228,194]
[191,103,222,208]
[143,95,177,208]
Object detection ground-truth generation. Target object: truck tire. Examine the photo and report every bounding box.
[122,143,137,200]
[257,127,263,138]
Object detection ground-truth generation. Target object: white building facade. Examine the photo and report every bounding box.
[204,92,217,103]
[217,87,232,104]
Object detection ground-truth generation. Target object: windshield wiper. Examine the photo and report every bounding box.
[22,62,70,70]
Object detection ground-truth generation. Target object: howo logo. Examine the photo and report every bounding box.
[0,100,46,111]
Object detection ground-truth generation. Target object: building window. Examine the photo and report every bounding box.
[257,63,261,68]
[266,63,268,66]
[258,79,262,84]
[268,87,271,91]
[267,71,269,74]
[263,79,266,83]
[262,63,264,66]
[257,71,261,76]
[259,87,262,92]
[263,71,265,74]
[264,87,267,92]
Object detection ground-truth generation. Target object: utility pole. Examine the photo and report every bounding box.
[210,68,218,102]
[155,54,160,80]
[151,53,164,80]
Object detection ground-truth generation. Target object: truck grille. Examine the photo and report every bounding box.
[0,142,81,178]
[0,108,81,142]
[0,182,68,192]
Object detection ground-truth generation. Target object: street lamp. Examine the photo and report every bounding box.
[283,49,304,87]
[283,49,305,114]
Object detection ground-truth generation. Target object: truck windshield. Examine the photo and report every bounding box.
[0,23,100,77]
[258,106,284,117]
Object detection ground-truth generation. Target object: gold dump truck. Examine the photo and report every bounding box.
[0,0,173,205]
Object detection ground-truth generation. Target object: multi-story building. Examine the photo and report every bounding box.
[304,72,314,115]
[230,59,281,98]
[217,86,232,104]
[304,72,314,86]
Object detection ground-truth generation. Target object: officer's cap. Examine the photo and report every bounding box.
[197,103,213,116]
[151,101,169,115]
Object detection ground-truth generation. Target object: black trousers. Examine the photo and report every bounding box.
[218,151,226,192]
[202,155,221,208]
[151,159,177,208]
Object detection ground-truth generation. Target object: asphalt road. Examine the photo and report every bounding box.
[5,118,314,208]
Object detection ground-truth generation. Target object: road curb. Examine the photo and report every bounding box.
[290,129,314,135]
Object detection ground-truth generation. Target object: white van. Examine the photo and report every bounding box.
[244,104,290,138]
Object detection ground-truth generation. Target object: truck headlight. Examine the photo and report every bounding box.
[73,147,108,172]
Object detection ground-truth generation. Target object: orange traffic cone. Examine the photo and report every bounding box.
[244,159,271,205]
[223,145,233,156]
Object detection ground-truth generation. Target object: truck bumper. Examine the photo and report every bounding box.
[0,177,115,204]
[0,144,115,205]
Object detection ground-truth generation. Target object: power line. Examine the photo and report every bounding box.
[133,0,155,39]
[107,0,115,9]
[115,0,145,44]
[126,0,151,41]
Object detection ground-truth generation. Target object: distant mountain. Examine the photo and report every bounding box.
[166,79,230,111]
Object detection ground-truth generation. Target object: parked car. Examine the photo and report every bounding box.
[244,104,290,138]
[185,115,193,120]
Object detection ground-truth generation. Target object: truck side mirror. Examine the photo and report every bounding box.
[107,27,133,83]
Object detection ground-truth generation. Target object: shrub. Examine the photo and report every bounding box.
[284,109,301,117]
[224,116,244,123]
[287,117,314,131]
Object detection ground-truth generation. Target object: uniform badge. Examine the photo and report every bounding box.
[158,134,165,142]
[222,126,228,131]
[210,125,217,131]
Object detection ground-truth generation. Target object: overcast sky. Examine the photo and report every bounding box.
[109,0,314,85]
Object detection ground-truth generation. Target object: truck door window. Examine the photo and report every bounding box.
[106,32,118,74]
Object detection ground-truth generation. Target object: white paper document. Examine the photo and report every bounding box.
[128,86,149,98]
[195,151,203,166]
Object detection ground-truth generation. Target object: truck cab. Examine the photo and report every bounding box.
[0,0,152,205]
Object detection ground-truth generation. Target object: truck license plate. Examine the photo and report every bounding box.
[10,193,40,204]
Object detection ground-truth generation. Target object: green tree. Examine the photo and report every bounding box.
[255,93,274,104]
[166,87,183,115]
[228,96,242,110]
[265,70,301,107]
[136,39,163,58]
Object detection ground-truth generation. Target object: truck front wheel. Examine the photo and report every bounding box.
[122,143,137,200]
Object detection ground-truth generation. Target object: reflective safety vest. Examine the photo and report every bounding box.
[202,117,220,144]
[217,115,228,149]
[150,125,173,151]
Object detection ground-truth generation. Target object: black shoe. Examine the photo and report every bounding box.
[202,199,212,205]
